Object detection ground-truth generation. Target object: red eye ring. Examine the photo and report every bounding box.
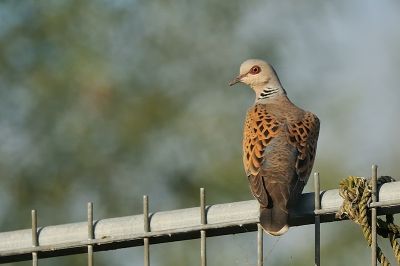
[249,65,261,74]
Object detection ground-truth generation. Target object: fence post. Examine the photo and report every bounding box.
[143,195,150,266]
[314,173,321,266]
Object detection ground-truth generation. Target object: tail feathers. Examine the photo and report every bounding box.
[259,207,289,236]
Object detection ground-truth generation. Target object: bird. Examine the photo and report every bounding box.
[229,59,320,236]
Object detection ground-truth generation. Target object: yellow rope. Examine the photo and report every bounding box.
[336,175,399,266]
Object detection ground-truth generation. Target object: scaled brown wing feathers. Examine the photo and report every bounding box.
[243,104,281,207]
[286,112,320,208]
[244,104,320,210]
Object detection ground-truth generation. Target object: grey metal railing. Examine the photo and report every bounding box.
[1,166,400,265]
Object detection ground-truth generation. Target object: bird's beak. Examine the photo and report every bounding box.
[229,76,242,86]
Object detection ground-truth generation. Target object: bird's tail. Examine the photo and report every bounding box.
[259,207,289,236]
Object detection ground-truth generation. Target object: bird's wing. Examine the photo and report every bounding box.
[286,112,320,208]
[243,104,282,207]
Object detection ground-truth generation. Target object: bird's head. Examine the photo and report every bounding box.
[229,59,286,100]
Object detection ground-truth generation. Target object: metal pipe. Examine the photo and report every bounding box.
[371,165,378,266]
[143,195,149,266]
[88,203,94,240]
[31,210,38,266]
[200,188,206,225]
[200,188,207,266]
[201,231,206,266]
[88,202,94,266]
[257,223,263,266]
[32,252,37,266]
[31,210,38,247]
[1,181,400,263]
[314,173,321,266]
[88,245,93,266]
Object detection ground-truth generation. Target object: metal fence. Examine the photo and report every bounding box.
[1,166,400,265]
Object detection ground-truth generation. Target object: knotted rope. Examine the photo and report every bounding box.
[336,175,400,266]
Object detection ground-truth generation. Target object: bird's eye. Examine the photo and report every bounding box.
[249,66,261,74]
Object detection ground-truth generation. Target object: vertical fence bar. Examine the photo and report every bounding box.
[314,173,321,266]
[31,210,38,266]
[87,245,93,266]
[371,165,378,266]
[143,195,150,266]
[200,188,207,266]
[88,202,94,266]
[257,223,263,266]
[32,252,38,266]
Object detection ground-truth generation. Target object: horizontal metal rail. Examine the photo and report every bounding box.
[0,181,400,263]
